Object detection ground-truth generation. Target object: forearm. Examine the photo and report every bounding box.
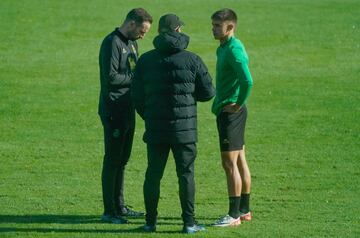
[236,64,253,106]
[237,83,252,107]
[196,75,215,102]
[195,58,215,102]
[109,71,132,86]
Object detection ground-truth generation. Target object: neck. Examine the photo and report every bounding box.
[219,33,234,45]
[118,25,129,39]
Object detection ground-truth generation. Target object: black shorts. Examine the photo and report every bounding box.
[216,105,247,151]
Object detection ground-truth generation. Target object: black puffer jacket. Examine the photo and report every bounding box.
[132,31,215,144]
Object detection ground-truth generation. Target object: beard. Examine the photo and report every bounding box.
[128,34,140,41]
[127,28,141,41]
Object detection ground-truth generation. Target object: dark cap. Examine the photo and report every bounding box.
[158,14,185,32]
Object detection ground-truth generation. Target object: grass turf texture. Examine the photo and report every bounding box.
[0,0,359,237]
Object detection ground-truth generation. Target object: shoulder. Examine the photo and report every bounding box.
[106,30,126,48]
[140,49,158,58]
[137,49,158,64]
[231,37,245,47]
[181,50,202,62]
[229,38,245,53]
[101,31,120,50]
[102,33,124,51]
[178,51,205,71]
[228,37,248,61]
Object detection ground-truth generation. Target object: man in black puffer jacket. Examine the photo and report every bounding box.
[132,14,215,233]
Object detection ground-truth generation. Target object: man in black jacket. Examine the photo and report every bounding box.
[98,8,152,224]
[132,14,215,233]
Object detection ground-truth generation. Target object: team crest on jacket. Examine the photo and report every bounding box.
[122,48,127,54]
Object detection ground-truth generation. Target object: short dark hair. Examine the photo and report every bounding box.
[211,8,237,23]
[125,8,153,25]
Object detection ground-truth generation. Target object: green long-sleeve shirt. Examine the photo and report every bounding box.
[212,36,253,116]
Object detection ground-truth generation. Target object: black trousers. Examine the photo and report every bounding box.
[100,107,135,216]
[144,143,197,226]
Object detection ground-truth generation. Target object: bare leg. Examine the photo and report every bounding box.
[237,146,252,216]
[221,150,242,196]
[237,146,251,194]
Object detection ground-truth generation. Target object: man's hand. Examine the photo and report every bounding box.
[223,103,241,113]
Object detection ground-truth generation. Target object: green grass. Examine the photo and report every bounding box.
[1,0,359,237]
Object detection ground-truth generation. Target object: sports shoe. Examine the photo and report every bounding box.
[143,224,156,232]
[213,215,241,227]
[101,214,128,224]
[240,212,252,221]
[118,205,144,217]
[182,224,206,234]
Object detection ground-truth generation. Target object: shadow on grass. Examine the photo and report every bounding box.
[0,215,180,234]
[0,214,218,225]
[0,226,181,234]
[0,214,175,225]
[0,215,106,224]
[0,214,218,233]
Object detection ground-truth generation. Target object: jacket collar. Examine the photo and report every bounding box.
[114,27,129,44]
[153,31,190,54]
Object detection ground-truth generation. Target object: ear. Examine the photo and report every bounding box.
[128,20,136,28]
[226,23,234,32]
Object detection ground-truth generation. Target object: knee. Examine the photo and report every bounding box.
[119,159,128,167]
[176,164,194,177]
[103,157,119,166]
[145,168,163,183]
[176,171,194,185]
[103,154,128,167]
[221,159,237,173]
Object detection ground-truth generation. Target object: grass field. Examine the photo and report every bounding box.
[1,0,359,237]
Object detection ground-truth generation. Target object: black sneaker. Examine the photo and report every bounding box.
[118,205,144,217]
[101,214,128,224]
[143,224,156,232]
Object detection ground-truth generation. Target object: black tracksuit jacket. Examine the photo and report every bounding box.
[98,28,138,117]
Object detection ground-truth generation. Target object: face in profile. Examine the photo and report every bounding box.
[212,20,233,40]
[128,21,151,40]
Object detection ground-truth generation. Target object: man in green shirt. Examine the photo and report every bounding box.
[211,9,254,227]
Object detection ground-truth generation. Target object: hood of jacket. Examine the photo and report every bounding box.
[153,31,190,54]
